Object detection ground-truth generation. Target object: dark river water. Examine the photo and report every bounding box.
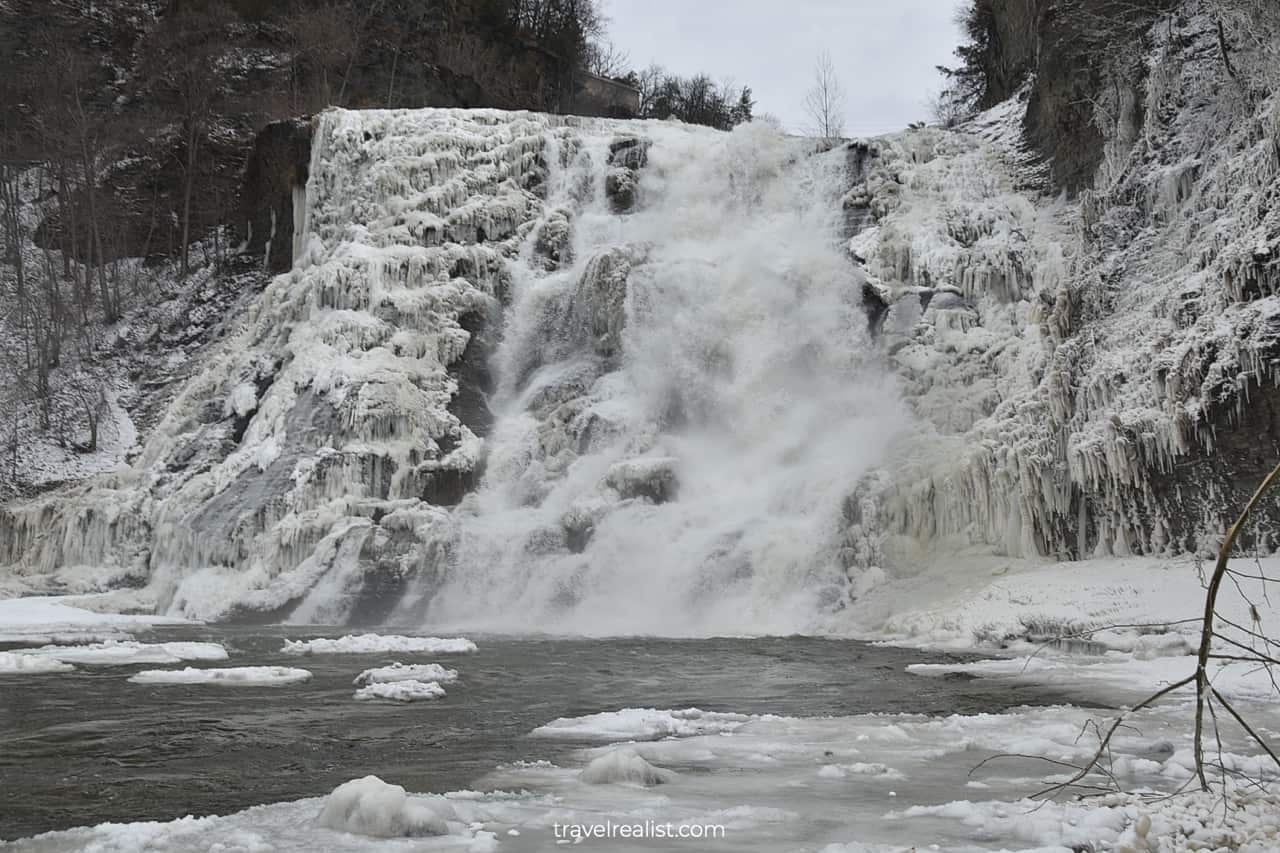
[0,627,1093,841]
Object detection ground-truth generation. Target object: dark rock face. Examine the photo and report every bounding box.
[449,310,497,440]
[238,118,315,273]
[977,0,1173,194]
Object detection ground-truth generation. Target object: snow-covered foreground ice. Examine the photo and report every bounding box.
[352,679,447,702]
[0,595,189,644]
[281,634,477,655]
[8,702,1279,852]
[12,639,228,666]
[128,666,313,685]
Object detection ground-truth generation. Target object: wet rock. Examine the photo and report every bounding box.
[570,247,635,359]
[532,207,572,270]
[605,136,650,213]
[605,457,679,504]
[605,168,639,213]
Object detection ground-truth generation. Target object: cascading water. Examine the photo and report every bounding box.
[0,109,905,632]
[401,121,907,635]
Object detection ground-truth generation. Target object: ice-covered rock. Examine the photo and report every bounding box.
[604,457,679,504]
[578,747,677,786]
[315,775,449,837]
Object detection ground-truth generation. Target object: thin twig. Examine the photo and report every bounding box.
[1030,675,1196,800]
[1209,686,1280,773]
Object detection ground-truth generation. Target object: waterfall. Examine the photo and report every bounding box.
[0,109,905,632]
[397,122,906,635]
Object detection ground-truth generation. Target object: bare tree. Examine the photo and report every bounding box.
[145,2,235,279]
[804,51,846,141]
[584,39,629,79]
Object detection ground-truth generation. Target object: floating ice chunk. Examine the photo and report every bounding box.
[281,634,477,655]
[817,762,906,781]
[0,651,75,674]
[578,748,676,786]
[128,666,313,685]
[353,662,458,686]
[15,639,228,666]
[532,707,767,741]
[353,679,446,702]
[316,775,449,837]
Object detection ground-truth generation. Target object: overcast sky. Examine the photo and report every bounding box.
[601,0,967,136]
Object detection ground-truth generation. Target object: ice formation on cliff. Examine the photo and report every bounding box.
[848,7,1280,563]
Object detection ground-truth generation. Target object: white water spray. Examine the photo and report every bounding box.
[408,122,906,635]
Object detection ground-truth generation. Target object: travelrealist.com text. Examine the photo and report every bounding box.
[553,820,728,844]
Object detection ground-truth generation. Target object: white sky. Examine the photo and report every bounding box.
[601,0,967,135]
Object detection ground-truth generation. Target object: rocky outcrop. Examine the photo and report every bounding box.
[853,0,1280,563]
[239,118,315,273]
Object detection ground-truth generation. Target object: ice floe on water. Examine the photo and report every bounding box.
[0,651,75,675]
[353,662,458,686]
[352,679,446,702]
[127,666,313,685]
[281,634,477,655]
[12,639,228,666]
[531,707,770,741]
